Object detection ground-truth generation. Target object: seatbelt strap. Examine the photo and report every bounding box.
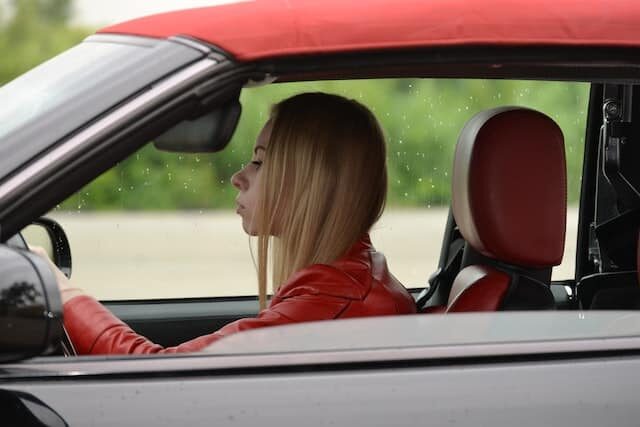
[416,237,465,309]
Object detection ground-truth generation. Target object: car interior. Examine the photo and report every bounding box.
[9,77,640,353]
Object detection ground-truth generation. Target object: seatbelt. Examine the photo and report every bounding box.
[416,237,464,309]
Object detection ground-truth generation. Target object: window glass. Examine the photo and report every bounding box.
[49,79,588,300]
[0,41,150,139]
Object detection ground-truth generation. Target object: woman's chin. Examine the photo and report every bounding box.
[241,221,258,236]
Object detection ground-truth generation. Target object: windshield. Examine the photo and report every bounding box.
[0,42,145,139]
[0,35,203,180]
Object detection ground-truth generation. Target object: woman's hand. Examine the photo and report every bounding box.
[30,246,85,304]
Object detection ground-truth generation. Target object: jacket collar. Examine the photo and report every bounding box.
[342,234,373,260]
[273,234,376,301]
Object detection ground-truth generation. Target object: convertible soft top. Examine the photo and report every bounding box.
[99,0,640,61]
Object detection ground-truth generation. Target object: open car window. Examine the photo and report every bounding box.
[44,78,588,301]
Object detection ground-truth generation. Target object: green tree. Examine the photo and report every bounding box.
[0,0,89,84]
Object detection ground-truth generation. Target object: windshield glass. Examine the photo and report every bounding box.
[0,42,145,139]
[0,36,203,180]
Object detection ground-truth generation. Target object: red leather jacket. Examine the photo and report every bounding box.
[63,236,417,354]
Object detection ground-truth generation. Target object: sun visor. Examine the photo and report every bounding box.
[153,98,241,153]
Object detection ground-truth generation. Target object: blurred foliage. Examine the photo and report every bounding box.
[2,1,589,211]
[0,0,89,84]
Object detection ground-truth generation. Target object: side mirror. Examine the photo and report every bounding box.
[19,217,72,278]
[0,245,63,362]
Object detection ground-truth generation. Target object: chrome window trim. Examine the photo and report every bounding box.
[5,334,640,380]
[168,36,216,54]
[0,58,218,203]
[83,34,162,48]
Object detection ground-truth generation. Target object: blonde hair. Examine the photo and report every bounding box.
[255,93,387,309]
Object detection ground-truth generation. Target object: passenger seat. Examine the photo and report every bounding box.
[445,107,566,312]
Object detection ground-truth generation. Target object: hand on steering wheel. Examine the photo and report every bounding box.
[31,246,83,357]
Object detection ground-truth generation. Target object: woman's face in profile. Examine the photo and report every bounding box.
[231,120,272,235]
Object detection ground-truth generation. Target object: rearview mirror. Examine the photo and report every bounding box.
[153,98,242,153]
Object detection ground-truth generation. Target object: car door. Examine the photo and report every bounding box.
[3,312,640,426]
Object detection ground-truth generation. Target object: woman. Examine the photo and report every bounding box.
[39,92,417,355]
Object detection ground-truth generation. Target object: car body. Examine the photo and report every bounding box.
[1,0,640,425]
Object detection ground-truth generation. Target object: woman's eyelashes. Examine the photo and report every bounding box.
[251,160,263,169]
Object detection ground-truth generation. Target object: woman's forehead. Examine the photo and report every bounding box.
[254,120,273,151]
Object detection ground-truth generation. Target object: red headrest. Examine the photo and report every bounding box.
[452,107,566,268]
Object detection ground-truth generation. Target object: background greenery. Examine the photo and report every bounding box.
[2,0,588,211]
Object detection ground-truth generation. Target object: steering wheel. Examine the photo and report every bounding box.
[59,321,77,357]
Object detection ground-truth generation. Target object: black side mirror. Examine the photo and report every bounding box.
[20,217,72,278]
[0,245,63,362]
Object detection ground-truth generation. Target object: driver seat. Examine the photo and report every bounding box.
[445,107,566,312]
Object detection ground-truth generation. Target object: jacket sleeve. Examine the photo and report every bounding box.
[64,290,351,355]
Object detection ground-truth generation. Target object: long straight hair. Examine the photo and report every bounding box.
[254,93,387,309]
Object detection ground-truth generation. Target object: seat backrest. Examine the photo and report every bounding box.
[446,107,566,312]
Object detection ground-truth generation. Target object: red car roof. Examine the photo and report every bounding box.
[99,0,640,61]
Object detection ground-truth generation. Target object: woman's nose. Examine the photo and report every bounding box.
[231,169,246,190]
